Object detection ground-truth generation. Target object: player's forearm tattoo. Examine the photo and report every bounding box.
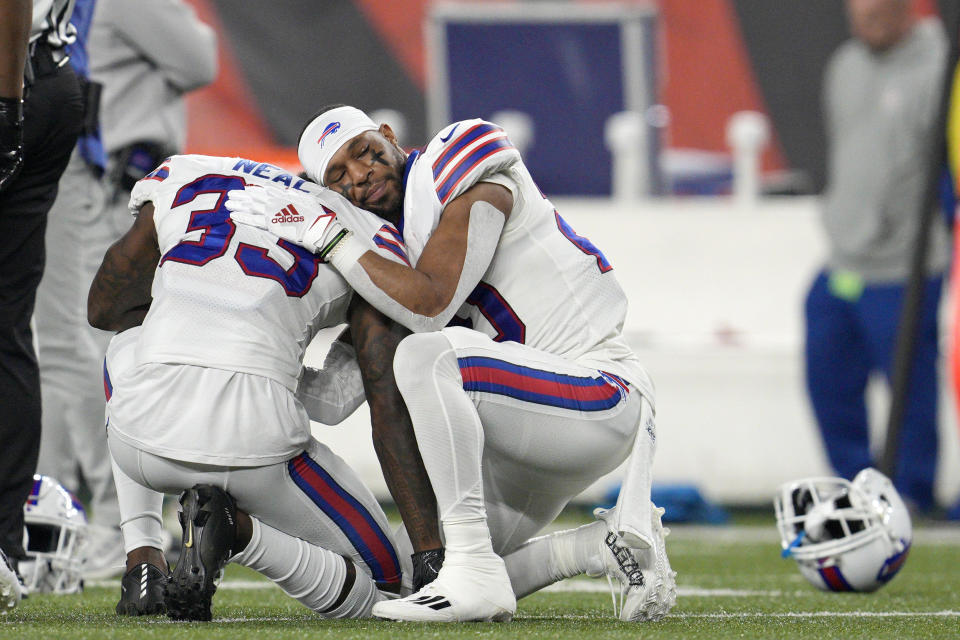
[350,301,443,551]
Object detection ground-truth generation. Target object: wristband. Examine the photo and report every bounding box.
[327,232,368,270]
[317,228,350,260]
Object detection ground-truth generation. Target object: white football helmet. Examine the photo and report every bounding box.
[20,475,88,594]
[774,468,911,592]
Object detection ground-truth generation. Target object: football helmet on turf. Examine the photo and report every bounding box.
[774,468,911,592]
[20,475,88,594]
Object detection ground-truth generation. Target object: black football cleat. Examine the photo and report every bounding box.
[411,547,444,591]
[164,485,237,621]
[116,563,168,616]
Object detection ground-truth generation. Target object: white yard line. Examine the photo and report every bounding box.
[88,579,786,595]
[542,582,792,597]
[667,525,960,545]
[108,611,960,624]
[89,573,960,601]
[673,610,960,619]
[80,579,830,599]
[519,610,960,621]
[130,617,302,624]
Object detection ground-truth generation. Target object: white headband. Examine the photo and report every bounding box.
[298,106,378,185]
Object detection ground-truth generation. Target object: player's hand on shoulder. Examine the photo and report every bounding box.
[226,184,351,259]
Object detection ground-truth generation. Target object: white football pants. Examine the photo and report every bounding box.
[393,327,647,556]
[109,434,409,592]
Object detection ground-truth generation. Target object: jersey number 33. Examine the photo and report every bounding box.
[161,174,322,297]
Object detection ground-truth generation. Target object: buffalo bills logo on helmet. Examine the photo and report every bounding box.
[318,122,341,147]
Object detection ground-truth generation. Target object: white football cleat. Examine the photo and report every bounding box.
[371,549,515,622]
[588,503,677,622]
[1,549,21,614]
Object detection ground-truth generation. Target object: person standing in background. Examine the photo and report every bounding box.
[32,0,113,578]
[805,0,949,515]
[0,0,84,579]
[32,0,216,579]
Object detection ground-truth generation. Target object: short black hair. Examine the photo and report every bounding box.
[297,103,349,147]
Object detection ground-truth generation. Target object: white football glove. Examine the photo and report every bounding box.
[225,184,352,260]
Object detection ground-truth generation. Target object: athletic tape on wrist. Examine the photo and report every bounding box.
[327,232,368,269]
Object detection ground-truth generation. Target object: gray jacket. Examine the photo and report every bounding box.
[89,0,217,154]
[821,18,949,283]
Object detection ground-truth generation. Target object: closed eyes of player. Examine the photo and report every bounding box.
[331,147,391,200]
[328,145,373,187]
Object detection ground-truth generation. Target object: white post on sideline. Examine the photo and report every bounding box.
[604,110,647,202]
[725,110,770,208]
[489,109,535,157]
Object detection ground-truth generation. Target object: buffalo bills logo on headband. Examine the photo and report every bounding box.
[318,122,341,148]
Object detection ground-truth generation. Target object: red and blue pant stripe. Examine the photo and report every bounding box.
[457,356,627,412]
[288,452,401,586]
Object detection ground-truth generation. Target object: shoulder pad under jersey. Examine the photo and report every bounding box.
[127,154,239,216]
[424,119,521,206]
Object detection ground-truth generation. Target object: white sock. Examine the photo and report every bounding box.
[503,521,605,598]
[231,517,383,618]
[393,333,488,529]
[443,519,496,556]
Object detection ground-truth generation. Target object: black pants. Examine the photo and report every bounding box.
[0,59,83,559]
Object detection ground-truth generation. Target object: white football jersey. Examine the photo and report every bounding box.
[129,154,405,390]
[106,155,409,465]
[401,121,651,398]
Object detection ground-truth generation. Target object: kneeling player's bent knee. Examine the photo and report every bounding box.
[393,332,458,398]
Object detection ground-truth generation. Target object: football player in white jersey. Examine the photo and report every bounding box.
[88,154,419,620]
[226,106,677,623]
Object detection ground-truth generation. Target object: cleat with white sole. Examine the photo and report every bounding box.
[589,503,677,622]
[371,550,515,622]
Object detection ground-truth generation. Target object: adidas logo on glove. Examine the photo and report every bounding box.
[271,205,305,224]
[225,185,352,261]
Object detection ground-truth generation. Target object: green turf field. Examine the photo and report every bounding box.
[3,521,958,639]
